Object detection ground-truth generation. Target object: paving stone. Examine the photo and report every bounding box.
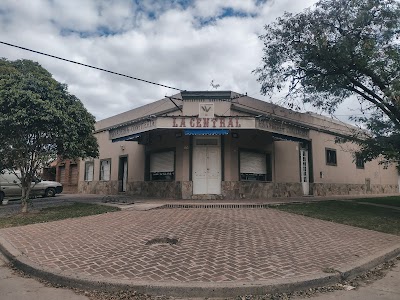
[0,209,399,283]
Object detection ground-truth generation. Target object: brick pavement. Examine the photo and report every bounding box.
[0,208,399,283]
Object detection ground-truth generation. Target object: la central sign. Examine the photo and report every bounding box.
[172,116,242,128]
[109,116,309,140]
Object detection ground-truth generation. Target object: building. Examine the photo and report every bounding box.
[56,159,80,193]
[78,91,399,199]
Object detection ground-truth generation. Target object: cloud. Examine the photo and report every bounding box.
[0,0,337,121]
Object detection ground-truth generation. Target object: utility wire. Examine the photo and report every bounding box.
[0,40,184,91]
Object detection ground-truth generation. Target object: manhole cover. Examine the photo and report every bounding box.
[145,237,179,245]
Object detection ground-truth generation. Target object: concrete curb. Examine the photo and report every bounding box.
[0,235,399,298]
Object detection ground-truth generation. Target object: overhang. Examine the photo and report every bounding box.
[108,116,310,142]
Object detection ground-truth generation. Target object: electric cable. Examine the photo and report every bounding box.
[0,41,184,91]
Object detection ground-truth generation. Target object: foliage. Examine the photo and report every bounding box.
[0,59,99,211]
[0,203,120,229]
[274,199,400,235]
[254,0,400,165]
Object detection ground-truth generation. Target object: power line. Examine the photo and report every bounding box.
[0,40,184,91]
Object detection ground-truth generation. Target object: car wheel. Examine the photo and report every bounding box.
[45,188,56,197]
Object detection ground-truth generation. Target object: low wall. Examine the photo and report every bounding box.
[222,181,303,199]
[78,181,399,199]
[79,180,119,195]
[78,181,182,198]
[312,183,399,196]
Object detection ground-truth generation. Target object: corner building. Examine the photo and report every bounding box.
[79,91,400,199]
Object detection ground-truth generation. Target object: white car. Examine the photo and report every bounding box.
[0,170,63,202]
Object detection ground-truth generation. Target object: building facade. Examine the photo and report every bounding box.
[78,91,399,199]
[56,160,80,193]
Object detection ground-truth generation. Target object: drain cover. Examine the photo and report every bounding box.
[145,237,179,245]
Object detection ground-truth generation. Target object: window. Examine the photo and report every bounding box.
[150,151,175,181]
[326,148,337,166]
[100,159,111,181]
[84,162,94,181]
[240,151,271,181]
[355,153,365,169]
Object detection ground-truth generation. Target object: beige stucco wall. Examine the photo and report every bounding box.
[310,130,398,185]
[273,141,300,183]
[79,130,145,183]
[182,100,232,116]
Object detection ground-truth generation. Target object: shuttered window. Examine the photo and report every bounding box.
[84,162,94,182]
[240,151,268,181]
[100,159,111,181]
[150,151,175,181]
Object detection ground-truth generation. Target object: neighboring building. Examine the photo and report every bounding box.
[56,159,79,193]
[78,91,399,199]
[41,160,57,181]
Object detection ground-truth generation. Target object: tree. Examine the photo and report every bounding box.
[254,0,400,165]
[0,59,99,212]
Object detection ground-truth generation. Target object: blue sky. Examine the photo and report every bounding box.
[0,0,338,121]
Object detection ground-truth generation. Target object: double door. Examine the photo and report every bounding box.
[192,137,221,194]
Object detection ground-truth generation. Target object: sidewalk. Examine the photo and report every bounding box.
[293,263,400,300]
[0,253,88,300]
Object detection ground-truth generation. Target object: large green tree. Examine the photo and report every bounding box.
[0,59,98,212]
[254,0,400,164]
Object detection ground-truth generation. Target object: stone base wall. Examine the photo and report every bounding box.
[62,184,79,194]
[312,183,399,196]
[78,181,182,198]
[222,181,303,199]
[126,181,182,198]
[78,180,399,199]
[78,181,119,195]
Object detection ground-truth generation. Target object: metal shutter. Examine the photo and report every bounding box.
[150,151,174,172]
[240,152,266,174]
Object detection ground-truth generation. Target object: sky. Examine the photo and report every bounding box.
[0,0,354,122]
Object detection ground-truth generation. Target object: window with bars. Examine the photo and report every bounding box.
[326,148,337,166]
[84,162,94,181]
[355,153,365,169]
[100,159,111,181]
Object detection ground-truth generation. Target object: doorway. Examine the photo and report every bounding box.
[192,137,221,194]
[118,156,128,192]
[300,148,309,195]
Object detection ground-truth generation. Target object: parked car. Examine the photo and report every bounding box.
[0,170,63,201]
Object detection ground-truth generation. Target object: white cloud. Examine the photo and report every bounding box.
[0,0,344,121]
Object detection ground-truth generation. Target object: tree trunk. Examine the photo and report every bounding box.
[21,183,30,213]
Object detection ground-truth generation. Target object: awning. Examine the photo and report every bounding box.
[112,133,141,143]
[272,133,306,143]
[184,129,230,136]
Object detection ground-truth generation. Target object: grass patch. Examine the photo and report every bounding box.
[0,202,120,229]
[274,200,400,235]
[354,196,400,207]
